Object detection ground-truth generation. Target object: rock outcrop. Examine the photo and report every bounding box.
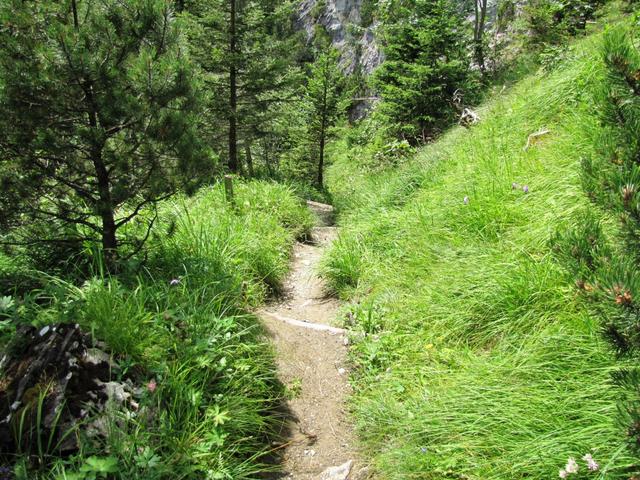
[297,0,383,75]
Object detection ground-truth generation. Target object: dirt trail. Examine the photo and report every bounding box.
[259,202,367,480]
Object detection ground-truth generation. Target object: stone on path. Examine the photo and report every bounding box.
[319,460,353,480]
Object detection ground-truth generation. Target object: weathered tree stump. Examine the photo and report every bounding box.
[0,323,133,458]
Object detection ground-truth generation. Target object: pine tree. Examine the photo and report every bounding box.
[373,0,476,141]
[584,28,640,260]
[0,0,203,271]
[586,27,640,455]
[182,0,302,175]
[553,26,640,456]
[305,50,349,187]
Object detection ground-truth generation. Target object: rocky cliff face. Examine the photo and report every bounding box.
[297,0,384,74]
[296,0,527,76]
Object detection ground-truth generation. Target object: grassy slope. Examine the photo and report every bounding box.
[324,28,637,479]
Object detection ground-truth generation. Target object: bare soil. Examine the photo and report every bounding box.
[258,202,366,480]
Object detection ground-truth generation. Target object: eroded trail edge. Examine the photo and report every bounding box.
[258,202,367,480]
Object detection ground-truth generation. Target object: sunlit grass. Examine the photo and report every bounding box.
[0,180,312,479]
[325,28,638,479]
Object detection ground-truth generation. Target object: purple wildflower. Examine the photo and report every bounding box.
[169,278,181,286]
[523,185,530,194]
[0,466,13,480]
[583,453,599,472]
[463,196,469,205]
[421,447,427,453]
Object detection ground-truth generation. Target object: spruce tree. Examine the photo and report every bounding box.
[373,0,476,141]
[305,50,349,187]
[182,0,301,175]
[0,0,203,270]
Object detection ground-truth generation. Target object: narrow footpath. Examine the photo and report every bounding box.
[258,202,368,480]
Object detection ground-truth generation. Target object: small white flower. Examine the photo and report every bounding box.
[583,453,599,471]
[559,469,568,479]
[463,196,469,205]
[565,457,579,474]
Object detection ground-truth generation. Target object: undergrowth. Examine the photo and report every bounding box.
[324,24,639,479]
[0,181,313,479]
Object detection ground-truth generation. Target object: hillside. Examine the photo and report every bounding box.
[2,0,640,478]
[324,22,638,479]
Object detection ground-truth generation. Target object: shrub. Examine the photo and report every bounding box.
[552,26,640,460]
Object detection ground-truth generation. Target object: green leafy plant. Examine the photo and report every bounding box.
[56,456,119,480]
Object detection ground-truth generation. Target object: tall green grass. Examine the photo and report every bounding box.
[1,180,313,479]
[325,27,638,479]
[146,181,314,304]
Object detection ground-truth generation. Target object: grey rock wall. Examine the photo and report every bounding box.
[297,0,384,74]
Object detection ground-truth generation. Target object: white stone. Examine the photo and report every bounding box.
[319,460,353,480]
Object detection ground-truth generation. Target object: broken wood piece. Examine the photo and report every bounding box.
[261,311,346,334]
[460,108,480,127]
[523,128,550,151]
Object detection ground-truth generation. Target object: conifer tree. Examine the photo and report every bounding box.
[0,0,203,270]
[182,0,301,175]
[583,29,640,254]
[305,50,349,187]
[554,26,640,455]
[373,0,476,141]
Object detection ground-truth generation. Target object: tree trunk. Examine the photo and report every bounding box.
[317,129,325,188]
[83,70,118,272]
[245,141,255,177]
[317,75,329,188]
[263,138,274,176]
[92,146,118,271]
[71,0,79,29]
[474,0,488,73]
[228,0,239,173]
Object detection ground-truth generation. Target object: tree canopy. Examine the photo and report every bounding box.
[0,0,205,269]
